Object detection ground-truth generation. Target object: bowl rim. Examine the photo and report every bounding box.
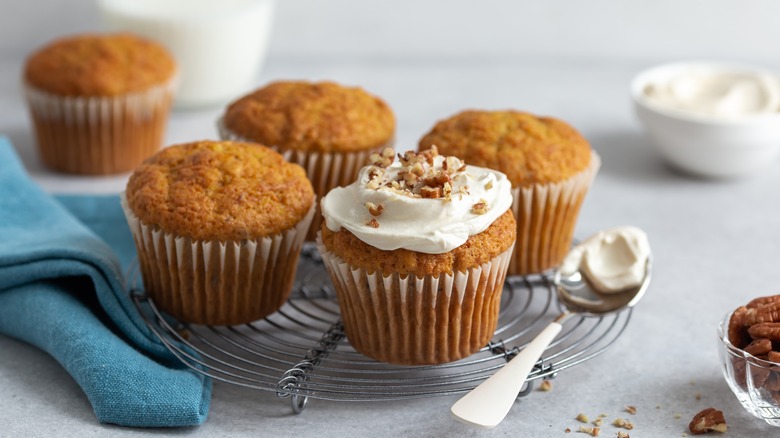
[630,60,780,126]
[719,310,780,369]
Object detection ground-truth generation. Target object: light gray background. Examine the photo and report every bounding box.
[2,1,780,436]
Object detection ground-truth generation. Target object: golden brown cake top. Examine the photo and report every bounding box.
[418,110,592,187]
[222,80,396,153]
[126,140,315,241]
[321,209,516,278]
[24,33,176,97]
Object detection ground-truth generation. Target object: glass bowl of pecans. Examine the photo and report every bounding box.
[718,295,780,427]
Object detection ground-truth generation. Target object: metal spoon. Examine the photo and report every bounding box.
[450,253,652,429]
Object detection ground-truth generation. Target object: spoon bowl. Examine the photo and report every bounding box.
[450,250,652,429]
[554,256,652,316]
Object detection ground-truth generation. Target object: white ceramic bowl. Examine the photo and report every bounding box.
[631,62,780,178]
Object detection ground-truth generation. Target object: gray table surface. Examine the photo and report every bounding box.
[3,1,780,436]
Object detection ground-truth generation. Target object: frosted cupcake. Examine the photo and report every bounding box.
[123,140,315,325]
[218,80,396,240]
[419,110,600,276]
[23,33,177,175]
[318,146,516,365]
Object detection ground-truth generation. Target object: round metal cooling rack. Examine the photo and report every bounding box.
[130,244,633,413]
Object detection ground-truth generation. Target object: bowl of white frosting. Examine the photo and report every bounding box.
[631,61,780,178]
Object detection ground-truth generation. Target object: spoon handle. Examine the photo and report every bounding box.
[450,321,564,429]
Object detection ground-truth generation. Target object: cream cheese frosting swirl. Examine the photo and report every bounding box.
[321,147,513,254]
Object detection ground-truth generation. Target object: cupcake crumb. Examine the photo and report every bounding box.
[611,417,634,430]
[578,425,600,436]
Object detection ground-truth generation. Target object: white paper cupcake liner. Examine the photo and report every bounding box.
[317,237,513,365]
[121,193,316,326]
[24,76,177,175]
[510,151,601,276]
[218,117,393,240]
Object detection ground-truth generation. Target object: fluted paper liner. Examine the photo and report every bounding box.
[317,239,513,365]
[122,194,316,326]
[218,117,392,240]
[24,77,176,175]
[510,152,601,276]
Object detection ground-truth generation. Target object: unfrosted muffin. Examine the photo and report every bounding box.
[318,146,516,365]
[419,110,600,276]
[24,33,177,175]
[218,80,395,240]
[123,140,315,325]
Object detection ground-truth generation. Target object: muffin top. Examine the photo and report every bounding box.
[24,33,176,97]
[222,81,395,153]
[418,110,592,187]
[126,140,314,241]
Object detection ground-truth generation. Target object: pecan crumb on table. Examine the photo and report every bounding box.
[688,408,727,435]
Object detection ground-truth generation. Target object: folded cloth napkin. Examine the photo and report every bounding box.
[0,136,211,427]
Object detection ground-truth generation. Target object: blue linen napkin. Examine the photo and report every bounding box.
[0,136,211,427]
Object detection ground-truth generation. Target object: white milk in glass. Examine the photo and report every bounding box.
[98,0,275,108]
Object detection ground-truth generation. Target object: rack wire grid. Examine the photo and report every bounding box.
[130,244,633,413]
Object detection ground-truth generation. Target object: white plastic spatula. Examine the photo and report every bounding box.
[449,317,565,428]
[450,256,652,429]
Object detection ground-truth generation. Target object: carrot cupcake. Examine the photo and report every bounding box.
[218,80,395,240]
[122,140,315,325]
[419,110,599,276]
[24,33,177,175]
[318,146,516,365]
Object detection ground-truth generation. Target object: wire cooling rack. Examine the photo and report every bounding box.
[130,244,633,413]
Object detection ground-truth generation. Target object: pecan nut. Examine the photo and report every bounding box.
[747,322,780,341]
[743,301,780,326]
[744,338,773,356]
[728,306,750,347]
[689,408,727,434]
[747,294,780,308]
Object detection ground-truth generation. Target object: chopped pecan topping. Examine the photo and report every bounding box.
[365,202,384,217]
[369,147,395,168]
[420,186,442,199]
[366,166,384,190]
[472,200,488,215]
[366,218,380,228]
[361,147,473,202]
